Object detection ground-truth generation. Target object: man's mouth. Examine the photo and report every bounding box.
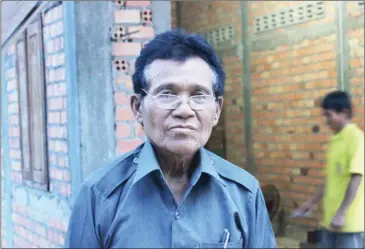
[169,124,196,131]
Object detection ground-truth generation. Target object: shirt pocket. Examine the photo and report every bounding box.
[200,238,243,248]
[334,155,349,176]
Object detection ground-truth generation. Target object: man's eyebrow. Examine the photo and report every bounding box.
[151,83,213,94]
[193,85,212,93]
[151,83,175,93]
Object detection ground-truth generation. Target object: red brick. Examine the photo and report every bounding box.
[49,218,57,229]
[115,92,130,105]
[9,138,20,149]
[116,124,131,137]
[126,0,151,7]
[112,42,142,56]
[8,91,18,102]
[114,9,141,23]
[55,37,64,51]
[13,235,26,248]
[57,5,63,19]
[55,68,65,81]
[50,167,57,179]
[63,170,70,181]
[7,103,18,114]
[50,5,62,22]
[118,139,143,153]
[11,161,21,171]
[60,221,68,232]
[43,11,52,25]
[60,183,70,197]
[54,140,68,153]
[58,155,67,167]
[116,107,135,121]
[49,111,61,124]
[67,184,72,196]
[115,75,133,90]
[7,44,16,55]
[128,26,155,39]
[47,84,54,97]
[48,127,57,138]
[6,79,17,91]
[35,224,46,237]
[48,97,64,110]
[53,168,62,181]
[296,43,336,57]
[8,115,19,126]
[60,111,67,124]
[48,229,56,243]
[8,68,16,80]
[38,237,50,248]
[10,149,21,160]
[350,58,364,68]
[52,21,64,37]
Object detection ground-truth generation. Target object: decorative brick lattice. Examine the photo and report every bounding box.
[254,1,325,33]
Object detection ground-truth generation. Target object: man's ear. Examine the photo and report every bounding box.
[213,96,223,127]
[130,94,143,125]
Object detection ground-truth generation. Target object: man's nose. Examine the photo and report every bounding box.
[172,96,195,117]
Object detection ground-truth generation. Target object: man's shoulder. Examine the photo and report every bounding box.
[346,123,363,135]
[344,124,364,145]
[82,144,144,198]
[205,150,259,194]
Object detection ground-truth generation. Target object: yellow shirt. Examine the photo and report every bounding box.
[322,123,364,232]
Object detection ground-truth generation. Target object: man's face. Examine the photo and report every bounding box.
[322,109,347,132]
[134,57,223,155]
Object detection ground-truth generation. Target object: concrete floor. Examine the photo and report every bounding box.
[276,236,300,248]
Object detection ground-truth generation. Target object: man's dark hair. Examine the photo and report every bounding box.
[321,90,353,118]
[132,29,225,97]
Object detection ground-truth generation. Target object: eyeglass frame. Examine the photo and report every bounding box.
[140,88,219,111]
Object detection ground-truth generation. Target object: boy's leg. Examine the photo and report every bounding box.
[335,232,364,248]
[317,229,335,248]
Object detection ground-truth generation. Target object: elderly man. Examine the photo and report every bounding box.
[65,29,276,248]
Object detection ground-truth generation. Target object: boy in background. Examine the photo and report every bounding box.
[295,90,364,248]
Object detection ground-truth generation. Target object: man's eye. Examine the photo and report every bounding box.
[194,91,208,96]
[159,90,174,95]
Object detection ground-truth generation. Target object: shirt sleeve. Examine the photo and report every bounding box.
[349,136,364,175]
[64,183,102,248]
[248,186,277,248]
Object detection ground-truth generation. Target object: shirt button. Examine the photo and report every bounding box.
[133,158,139,164]
[174,211,180,220]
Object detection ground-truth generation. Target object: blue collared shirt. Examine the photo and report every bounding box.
[65,140,277,248]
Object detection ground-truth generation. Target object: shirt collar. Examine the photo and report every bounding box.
[132,139,160,185]
[332,123,356,140]
[199,146,226,187]
[132,139,226,187]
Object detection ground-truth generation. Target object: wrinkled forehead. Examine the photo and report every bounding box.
[144,57,216,91]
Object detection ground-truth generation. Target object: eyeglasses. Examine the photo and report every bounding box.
[141,89,216,111]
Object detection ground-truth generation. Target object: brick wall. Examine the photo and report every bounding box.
[177,1,246,167]
[43,3,71,201]
[174,0,364,236]
[112,0,155,154]
[3,3,71,248]
[348,2,364,131]
[250,1,339,229]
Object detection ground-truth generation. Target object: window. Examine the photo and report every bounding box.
[16,14,49,190]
